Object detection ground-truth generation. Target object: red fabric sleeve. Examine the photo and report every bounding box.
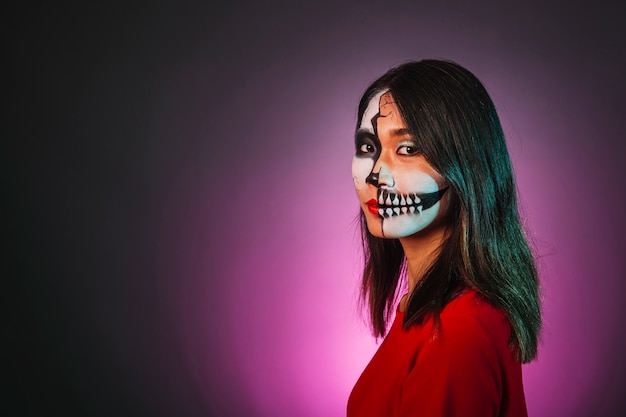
[397,312,503,417]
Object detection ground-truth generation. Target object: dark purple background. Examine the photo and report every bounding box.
[6,1,626,416]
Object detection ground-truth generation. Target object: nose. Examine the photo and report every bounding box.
[366,162,394,188]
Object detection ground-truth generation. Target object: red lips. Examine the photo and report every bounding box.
[366,199,379,215]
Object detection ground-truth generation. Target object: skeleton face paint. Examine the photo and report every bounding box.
[352,90,450,239]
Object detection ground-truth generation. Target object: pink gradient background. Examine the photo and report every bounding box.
[6,1,625,416]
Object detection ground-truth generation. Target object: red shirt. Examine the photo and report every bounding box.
[347,289,528,417]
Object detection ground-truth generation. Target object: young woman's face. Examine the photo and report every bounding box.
[352,90,450,239]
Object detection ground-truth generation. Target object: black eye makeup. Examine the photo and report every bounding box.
[355,131,380,157]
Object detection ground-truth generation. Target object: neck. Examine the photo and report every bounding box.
[399,223,449,296]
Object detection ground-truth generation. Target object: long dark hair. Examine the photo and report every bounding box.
[356,59,541,363]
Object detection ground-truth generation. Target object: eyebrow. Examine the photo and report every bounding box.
[355,127,411,137]
[390,128,412,137]
[355,128,413,144]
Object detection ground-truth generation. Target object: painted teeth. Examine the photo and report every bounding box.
[374,201,424,218]
[374,190,436,218]
[373,188,447,218]
[376,203,423,218]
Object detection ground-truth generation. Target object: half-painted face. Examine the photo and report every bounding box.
[352,90,450,239]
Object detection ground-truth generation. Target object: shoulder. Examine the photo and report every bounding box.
[399,290,516,416]
[411,289,512,369]
[440,288,510,343]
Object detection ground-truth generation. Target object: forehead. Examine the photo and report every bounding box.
[359,89,403,132]
[359,89,388,131]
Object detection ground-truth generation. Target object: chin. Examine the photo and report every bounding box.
[365,213,435,239]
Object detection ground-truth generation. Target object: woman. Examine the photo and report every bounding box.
[347,60,541,417]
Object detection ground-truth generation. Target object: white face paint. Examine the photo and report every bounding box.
[352,89,387,192]
[351,90,450,239]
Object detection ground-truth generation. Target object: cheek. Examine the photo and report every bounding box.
[394,170,440,194]
[352,156,374,191]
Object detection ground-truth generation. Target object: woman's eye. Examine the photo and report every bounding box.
[358,143,375,154]
[397,145,420,155]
